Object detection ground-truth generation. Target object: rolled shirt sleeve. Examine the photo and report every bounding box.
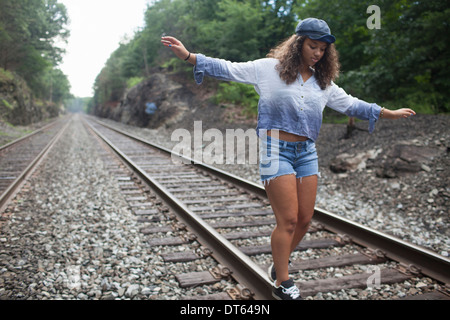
[194,54,259,86]
[326,82,381,133]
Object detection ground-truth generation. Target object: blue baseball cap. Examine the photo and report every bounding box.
[295,18,336,44]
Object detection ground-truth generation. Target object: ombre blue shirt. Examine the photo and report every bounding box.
[193,54,381,141]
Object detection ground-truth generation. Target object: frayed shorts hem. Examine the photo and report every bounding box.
[261,172,321,187]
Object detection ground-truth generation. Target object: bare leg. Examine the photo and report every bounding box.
[265,174,299,286]
[265,174,318,286]
[290,175,318,253]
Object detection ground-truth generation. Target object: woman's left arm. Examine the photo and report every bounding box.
[326,83,416,133]
[380,108,416,119]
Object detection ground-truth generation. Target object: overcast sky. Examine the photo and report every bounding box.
[58,0,150,97]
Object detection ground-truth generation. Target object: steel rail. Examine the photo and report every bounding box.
[0,117,63,152]
[88,117,450,286]
[0,117,72,212]
[83,117,274,300]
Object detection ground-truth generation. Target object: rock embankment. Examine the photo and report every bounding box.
[93,73,201,129]
[0,69,59,126]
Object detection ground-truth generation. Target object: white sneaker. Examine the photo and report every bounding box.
[272,279,302,300]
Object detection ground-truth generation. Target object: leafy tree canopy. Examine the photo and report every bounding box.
[0,0,71,105]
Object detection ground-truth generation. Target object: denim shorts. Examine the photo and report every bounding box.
[259,135,320,185]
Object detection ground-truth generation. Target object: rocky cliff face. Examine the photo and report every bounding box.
[0,69,59,125]
[95,73,198,129]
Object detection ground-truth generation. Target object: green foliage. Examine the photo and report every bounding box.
[0,68,14,82]
[300,0,449,113]
[161,58,192,75]
[0,0,69,71]
[126,77,144,89]
[214,82,259,116]
[92,0,449,116]
[200,0,264,61]
[32,66,72,105]
[1,99,12,110]
[0,0,71,107]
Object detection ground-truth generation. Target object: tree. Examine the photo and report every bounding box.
[0,0,71,114]
[367,0,450,112]
[296,0,450,112]
[0,0,69,89]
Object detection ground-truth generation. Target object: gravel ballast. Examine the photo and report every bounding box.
[0,113,448,300]
[0,116,217,300]
[98,114,449,257]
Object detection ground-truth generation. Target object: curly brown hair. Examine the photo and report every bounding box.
[267,35,340,90]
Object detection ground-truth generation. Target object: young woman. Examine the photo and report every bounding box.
[161,18,415,300]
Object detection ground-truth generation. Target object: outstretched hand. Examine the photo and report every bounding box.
[383,108,416,120]
[161,36,191,61]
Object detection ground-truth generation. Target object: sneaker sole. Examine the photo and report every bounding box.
[272,291,303,300]
[272,291,282,300]
[267,265,275,283]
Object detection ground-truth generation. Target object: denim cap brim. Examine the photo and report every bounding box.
[295,18,336,44]
[296,30,336,44]
[307,34,336,44]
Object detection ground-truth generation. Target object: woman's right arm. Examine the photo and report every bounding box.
[161,36,260,86]
[161,36,197,65]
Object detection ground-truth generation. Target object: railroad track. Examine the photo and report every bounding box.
[83,115,449,300]
[0,116,71,214]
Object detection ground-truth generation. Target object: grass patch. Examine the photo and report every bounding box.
[1,99,13,110]
[0,68,14,82]
[126,77,144,89]
[214,82,259,117]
